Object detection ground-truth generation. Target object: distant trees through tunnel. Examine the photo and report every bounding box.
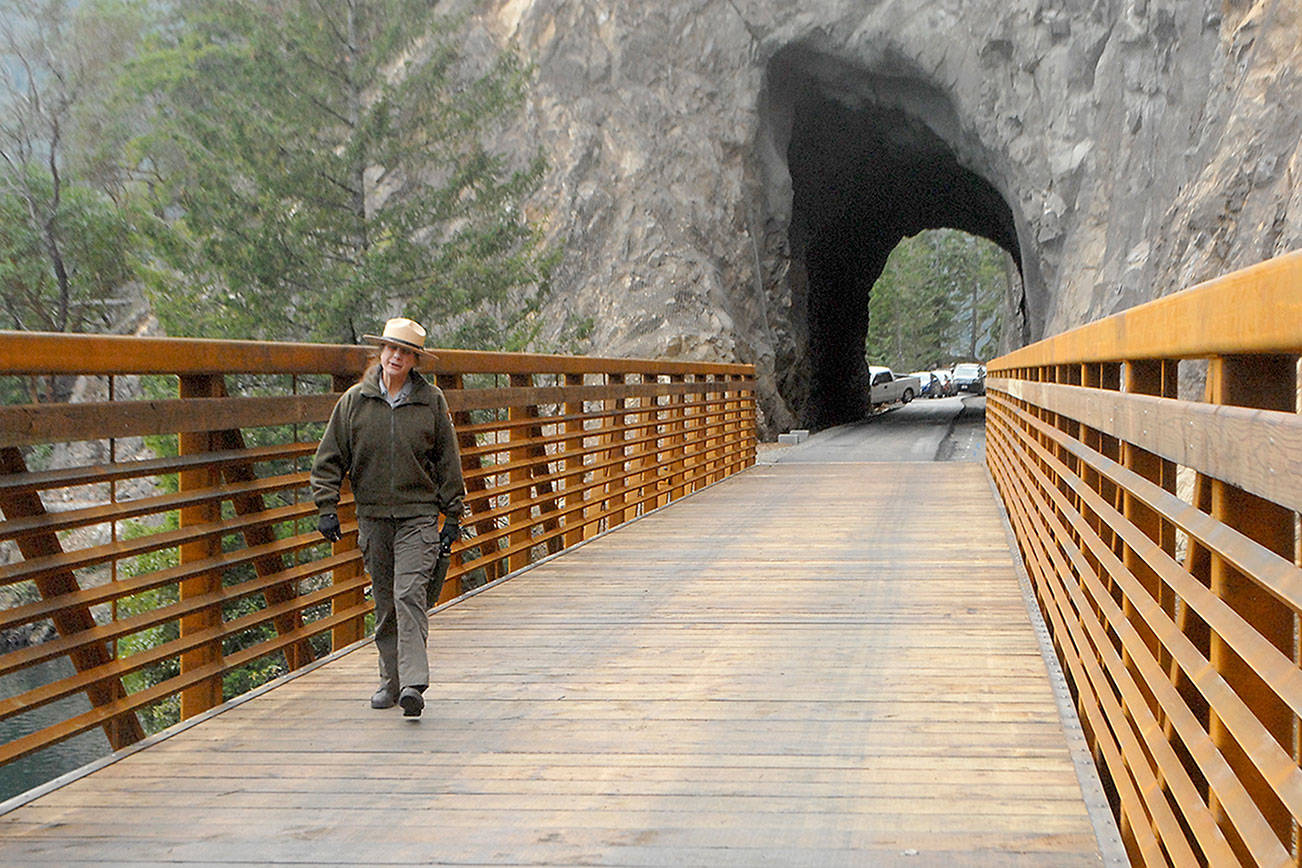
[768,46,1026,429]
[864,229,1012,374]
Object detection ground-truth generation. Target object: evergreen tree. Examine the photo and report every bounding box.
[0,0,146,337]
[128,0,549,344]
[865,229,1008,371]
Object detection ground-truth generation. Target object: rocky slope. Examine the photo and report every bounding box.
[471,0,1301,432]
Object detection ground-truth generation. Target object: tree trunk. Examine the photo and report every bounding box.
[968,271,979,359]
[344,0,369,343]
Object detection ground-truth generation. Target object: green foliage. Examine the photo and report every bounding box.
[221,649,284,700]
[865,229,1008,370]
[0,0,151,334]
[128,0,552,346]
[115,514,182,733]
[0,170,135,331]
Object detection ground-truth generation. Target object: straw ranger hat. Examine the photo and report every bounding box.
[362,317,437,358]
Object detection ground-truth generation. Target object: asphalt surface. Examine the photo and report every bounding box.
[761,394,987,464]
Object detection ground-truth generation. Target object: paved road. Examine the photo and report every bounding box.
[762,394,986,464]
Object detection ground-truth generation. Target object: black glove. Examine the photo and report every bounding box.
[317,513,342,543]
[438,519,459,556]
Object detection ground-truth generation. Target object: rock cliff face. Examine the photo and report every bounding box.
[474,0,1301,433]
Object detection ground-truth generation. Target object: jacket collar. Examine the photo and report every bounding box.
[360,366,433,405]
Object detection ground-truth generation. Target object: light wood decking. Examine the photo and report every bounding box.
[0,463,1108,865]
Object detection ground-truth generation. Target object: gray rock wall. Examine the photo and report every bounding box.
[476,0,1301,433]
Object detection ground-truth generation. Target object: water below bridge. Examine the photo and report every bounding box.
[0,396,1124,865]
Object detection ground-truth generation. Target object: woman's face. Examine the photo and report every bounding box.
[380,343,417,382]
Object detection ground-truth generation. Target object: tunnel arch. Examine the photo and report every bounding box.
[759,44,1032,429]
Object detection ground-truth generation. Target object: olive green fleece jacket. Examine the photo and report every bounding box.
[310,367,465,522]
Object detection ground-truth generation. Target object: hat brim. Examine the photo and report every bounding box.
[362,335,437,358]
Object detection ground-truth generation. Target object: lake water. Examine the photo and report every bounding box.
[0,657,112,803]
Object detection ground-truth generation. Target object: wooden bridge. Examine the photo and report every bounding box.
[0,252,1299,865]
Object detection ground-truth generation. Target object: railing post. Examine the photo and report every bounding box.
[619,375,640,524]
[1070,362,1115,812]
[529,377,563,554]
[701,375,718,485]
[631,376,653,517]
[437,372,470,598]
[209,416,305,670]
[719,375,735,477]
[607,373,627,529]
[734,373,756,470]
[178,374,225,718]
[506,372,535,573]
[582,374,607,541]
[440,371,502,589]
[1206,354,1298,860]
[562,372,587,548]
[668,374,687,501]
[652,375,670,507]
[329,373,366,647]
[1119,361,1177,713]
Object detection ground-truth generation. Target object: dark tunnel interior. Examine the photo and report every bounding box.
[773,50,1022,429]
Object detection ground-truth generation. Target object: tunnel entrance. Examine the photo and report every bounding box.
[767,47,1023,429]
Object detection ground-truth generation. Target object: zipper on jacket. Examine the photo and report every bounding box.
[389,401,398,512]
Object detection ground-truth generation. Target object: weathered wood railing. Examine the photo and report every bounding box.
[986,250,1301,867]
[0,333,755,770]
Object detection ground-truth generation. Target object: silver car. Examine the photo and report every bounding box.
[952,362,985,395]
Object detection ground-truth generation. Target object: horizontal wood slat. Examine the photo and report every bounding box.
[0,499,322,588]
[452,437,755,558]
[993,249,1302,367]
[992,376,1302,513]
[0,443,319,495]
[444,380,750,414]
[0,395,340,448]
[0,331,751,377]
[460,407,744,486]
[0,470,310,541]
[2,383,752,448]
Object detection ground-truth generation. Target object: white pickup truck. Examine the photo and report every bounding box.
[868,366,921,409]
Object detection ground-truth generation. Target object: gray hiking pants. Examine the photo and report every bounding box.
[357,514,438,691]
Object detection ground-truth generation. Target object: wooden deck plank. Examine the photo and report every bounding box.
[0,463,1106,865]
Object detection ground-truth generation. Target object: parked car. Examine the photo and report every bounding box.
[868,366,921,408]
[908,371,940,398]
[952,362,986,395]
[932,369,956,397]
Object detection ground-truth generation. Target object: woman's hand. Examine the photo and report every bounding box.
[318,513,342,542]
[439,519,459,555]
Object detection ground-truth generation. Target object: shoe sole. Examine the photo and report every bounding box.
[400,692,424,717]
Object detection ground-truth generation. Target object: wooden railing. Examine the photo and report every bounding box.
[0,333,755,769]
[985,251,1301,867]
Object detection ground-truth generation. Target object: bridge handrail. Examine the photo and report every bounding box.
[985,249,1301,867]
[0,333,756,772]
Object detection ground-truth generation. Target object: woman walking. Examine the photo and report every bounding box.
[310,317,465,717]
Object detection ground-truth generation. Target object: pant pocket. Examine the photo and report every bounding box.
[418,523,441,575]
